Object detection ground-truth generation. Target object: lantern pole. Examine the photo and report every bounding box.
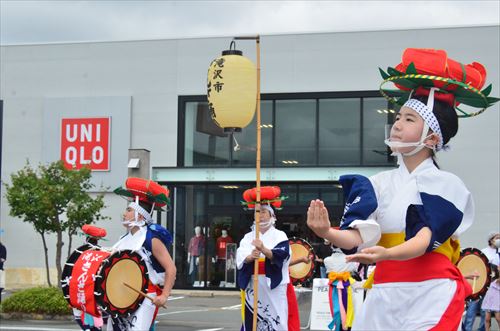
[234,35,261,331]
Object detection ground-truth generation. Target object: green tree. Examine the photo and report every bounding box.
[5,160,108,287]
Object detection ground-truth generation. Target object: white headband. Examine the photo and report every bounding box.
[128,201,154,223]
[403,92,444,151]
[261,204,275,218]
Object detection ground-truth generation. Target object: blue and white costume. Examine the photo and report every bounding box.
[340,157,473,330]
[107,222,172,331]
[237,226,291,331]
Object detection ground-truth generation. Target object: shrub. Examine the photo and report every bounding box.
[0,287,71,315]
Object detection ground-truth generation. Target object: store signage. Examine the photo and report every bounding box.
[60,117,110,171]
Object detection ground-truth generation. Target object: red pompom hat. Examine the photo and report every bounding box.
[379,48,498,118]
[241,185,285,210]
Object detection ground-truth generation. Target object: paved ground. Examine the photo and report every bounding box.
[1,288,498,330]
[0,288,312,331]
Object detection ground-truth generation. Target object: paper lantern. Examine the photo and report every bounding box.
[207,46,257,131]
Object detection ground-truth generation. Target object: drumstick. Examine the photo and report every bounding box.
[472,274,477,293]
[123,282,167,309]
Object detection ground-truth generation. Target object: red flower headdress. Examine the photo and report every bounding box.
[114,177,170,210]
[82,224,107,239]
[241,186,286,210]
[379,48,499,118]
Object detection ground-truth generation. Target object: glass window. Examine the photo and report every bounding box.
[280,184,298,205]
[232,101,273,167]
[320,185,342,205]
[275,100,316,166]
[208,186,235,206]
[363,98,394,165]
[319,99,361,165]
[184,102,229,167]
[298,184,319,205]
[181,93,395,168]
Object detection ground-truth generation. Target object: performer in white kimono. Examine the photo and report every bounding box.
[109,178,176,331]
[237,204,291,331]
[307,48,498,330]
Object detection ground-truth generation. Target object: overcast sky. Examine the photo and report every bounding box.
[1,1,499,45]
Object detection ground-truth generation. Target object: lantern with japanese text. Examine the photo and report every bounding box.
[208,36,262,331]
[207,43,257,131]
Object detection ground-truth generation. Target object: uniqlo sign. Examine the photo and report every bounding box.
[60,117,111,171]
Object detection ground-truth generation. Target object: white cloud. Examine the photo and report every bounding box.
[0,0,499,45]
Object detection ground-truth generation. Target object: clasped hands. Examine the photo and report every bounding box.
[245,239,266,263]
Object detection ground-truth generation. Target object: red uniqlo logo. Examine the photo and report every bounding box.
[60,117,110,171]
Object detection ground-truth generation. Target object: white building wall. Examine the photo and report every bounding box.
[1,26,499,287]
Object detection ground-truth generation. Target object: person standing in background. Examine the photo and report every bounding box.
[188,226,205,286]
[237,204,291,331]
[481,263,500,331]
[482,232,500,266]
[315,238,333,278]
[215,229,233,287]
[0,236,6,303]
[463,231,500,331]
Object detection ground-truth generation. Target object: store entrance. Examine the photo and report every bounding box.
[166,182,344,289]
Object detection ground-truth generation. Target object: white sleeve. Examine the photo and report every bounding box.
[348,219,381,250]
[236,232,254,269]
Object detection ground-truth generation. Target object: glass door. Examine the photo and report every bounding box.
[168,182,344,289]
[170,184,253,289]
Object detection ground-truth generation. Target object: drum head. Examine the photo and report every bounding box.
[106,259,144,308]
[456,247,492,300]
[95,250,149,318]
[289,237,316,286]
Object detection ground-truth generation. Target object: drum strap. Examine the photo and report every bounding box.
[149,281,163,329]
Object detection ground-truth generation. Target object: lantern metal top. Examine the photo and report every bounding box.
[222,41,243,56]
[221,49,242,56]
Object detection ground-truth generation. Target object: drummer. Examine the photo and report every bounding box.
[237,198,295,331]
[73,225,107,331]
[108,179,176,331]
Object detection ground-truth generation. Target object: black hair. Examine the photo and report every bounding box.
[412,95,459,146]
[86,237,98,245]
[489,234,499,246]
[139,201,154,214]
[411,95,459,168]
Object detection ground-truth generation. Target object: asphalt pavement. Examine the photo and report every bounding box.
[0,288,313,331]
[2,288,497,331]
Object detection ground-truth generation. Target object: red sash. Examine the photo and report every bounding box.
[257,260,266,275]
[374,252,471,330]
